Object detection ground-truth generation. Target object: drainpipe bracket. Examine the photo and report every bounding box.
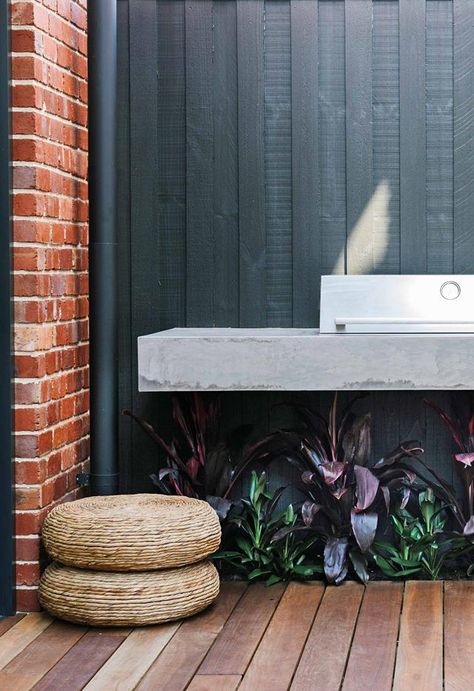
[76,472,91,488]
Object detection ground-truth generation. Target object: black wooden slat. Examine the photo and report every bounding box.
[129,0,160,491]
[213,0,239,327]
[370,0,401,464]
[345,0,373,275]
[372,0,400,275]
[186,1,214,326]
[453,0,474,274]
[237,0,266,326]
[117,0,132,491]
[399,0,427,453]
[319,0,346,276]
[426,0,453,274]
[291,0,319,326]
[157,0,186,328]
[425,2,455,482]
[399,0,426,272]
[265,1,292,327]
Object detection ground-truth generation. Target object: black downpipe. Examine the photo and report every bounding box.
[88,0,119,495]
[0,0,14,615]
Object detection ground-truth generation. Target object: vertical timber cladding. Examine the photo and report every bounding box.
[118,0,474,492]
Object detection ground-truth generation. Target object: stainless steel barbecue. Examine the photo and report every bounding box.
[320,275,474,334]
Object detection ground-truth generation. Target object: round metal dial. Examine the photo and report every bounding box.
[440,281,461,300]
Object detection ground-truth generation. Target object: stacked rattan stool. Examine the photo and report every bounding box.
[39,494,221,626]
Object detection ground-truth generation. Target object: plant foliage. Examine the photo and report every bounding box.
[425,398,474,533]
[123,394,262,519]
[270,394,427,584]
[213,471,323,585]
[373,489,471,580]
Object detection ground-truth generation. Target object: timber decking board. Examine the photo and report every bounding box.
[0,615,25,637]
[291,581,364,691]
[32,631,128,691]
[197,582,285,675]
[444,581,474,691]
[342,582,404,691]
[239,582,325,691]
[393,581,444,691]
[136,583,246,691]
[0,612,53,671]
[187,674,241,691]
[2,581,474,690]
[83,622,181,691]
[0,620,86,691]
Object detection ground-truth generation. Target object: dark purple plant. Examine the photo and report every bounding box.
[271,394,426,584]
[424,398,474,532]
[123,394,262,519]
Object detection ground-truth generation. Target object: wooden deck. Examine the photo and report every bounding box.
[0,580,472,690]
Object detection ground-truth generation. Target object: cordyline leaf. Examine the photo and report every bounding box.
[454,453,474,468]
[206,495,232,521]
[354,465,379,511]
[302,500,321,527]
[319,461,346,485]
[424,399,465,451]
[123,409,193,480]
[172,396,197,457]
[351,510,378,553]
[374,440,424,469]
[186,457,200,481]
[324,537,349,584]
[468,414,474,438]
[463,516,474,536]
[349,549,369,584]
[332,487,349,500]
[271,525,309,543]
[381,485,390,514]
[224,433,286,498]
[400,486,411,510]
[302,471,316,485]
[158,467,178,481]
[342,414,371,466]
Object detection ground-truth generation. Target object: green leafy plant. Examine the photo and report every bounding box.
[373,489,471,580]
[213,471,322,585]
[123,394,262,519]
[269,394,426,584]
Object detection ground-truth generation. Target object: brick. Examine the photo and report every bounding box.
[15,354,47,378]
[15,459,47,485]
[11,0,90,611]
[10,2,35,25]
[13,273,51,297]
[15,562,41,587]
[42,473,67,505]
[15,486,42,511]
[14,324,54,351]
[16,588,41,612]
[15,380,50,406]
[14,406,49,432]
[15,510,44,536]
[11,28,37,53]
[16,536,41,562]
[15,430,53,458]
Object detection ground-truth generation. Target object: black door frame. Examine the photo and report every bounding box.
[0,0,14,616]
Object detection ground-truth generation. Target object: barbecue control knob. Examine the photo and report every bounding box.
[440,281,461,300]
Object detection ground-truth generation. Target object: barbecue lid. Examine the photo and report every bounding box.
[320,275,474,334]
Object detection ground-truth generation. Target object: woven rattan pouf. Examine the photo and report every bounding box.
[42,494,221,571]
[39,560,220,626]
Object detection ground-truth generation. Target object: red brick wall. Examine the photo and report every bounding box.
[10,0,89,611]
